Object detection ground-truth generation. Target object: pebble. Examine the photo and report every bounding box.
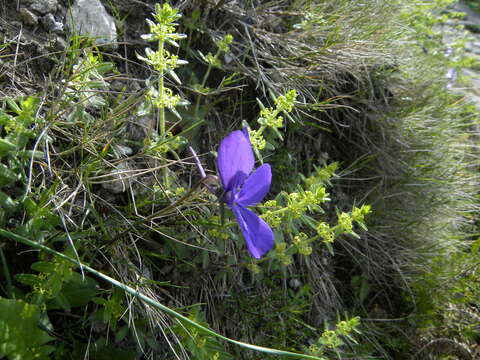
[113,144,133,157]
[18,8,38,26]
[27,0,58,15]
[110,80,126,92]
[66,0,117,49]
[101,161,132,194]
[41,14,63,33]
[51,35,67,51]
[289,278,302,289]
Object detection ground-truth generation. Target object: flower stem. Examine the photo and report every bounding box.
[157,39,169,187]
[158,40,166,139]
[194,49,221,120]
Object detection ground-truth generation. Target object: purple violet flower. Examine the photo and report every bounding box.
[217,128,274,259]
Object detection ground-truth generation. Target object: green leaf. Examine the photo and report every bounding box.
[31,261,56,274]
[115,325,129,344]
[52,292,71,311]
[5,98,21,113]
[0,297,54,360]
[0,163,17,186]
[96,62,115,74]
[16,150,44,159]
[19,96,40,114]
[0,138,17,156]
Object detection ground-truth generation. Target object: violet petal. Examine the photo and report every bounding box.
[217,130,254,191]
[236,163,272,207]
[231,204,274,259]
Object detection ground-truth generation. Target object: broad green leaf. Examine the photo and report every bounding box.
[52,292,71,312]
[0,297,54,360]
[58,272,98,308]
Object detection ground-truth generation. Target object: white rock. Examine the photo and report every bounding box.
[27,0,58,15]
[113,144,133,157]
[102,161,132,194]
[41,13,63,33]
[66,0,117,49]
[18,8,38,26]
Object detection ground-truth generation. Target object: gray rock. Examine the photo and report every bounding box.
[27,0,58,15]
[102,161,132,194]
[110,80,126,92]
[52,35,67,51]
[127,115,156,144]
[113,144,133,157]
[18,8,38,26]
[289,278,302,289]
[66,0,117,49]
[41,13,63,33]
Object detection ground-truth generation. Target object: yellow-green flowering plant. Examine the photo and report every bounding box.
[137,3,189,141]
[137,3,189,186]
[249,89,297,161]
[194,33,234,119]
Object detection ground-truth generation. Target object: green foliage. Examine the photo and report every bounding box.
[138,2,188,135]
[0,297,54,360]
[172,307,234,360]
[306,316,361,358]
[250,90,297,153]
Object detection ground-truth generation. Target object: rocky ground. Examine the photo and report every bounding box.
[3,0,479,108]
